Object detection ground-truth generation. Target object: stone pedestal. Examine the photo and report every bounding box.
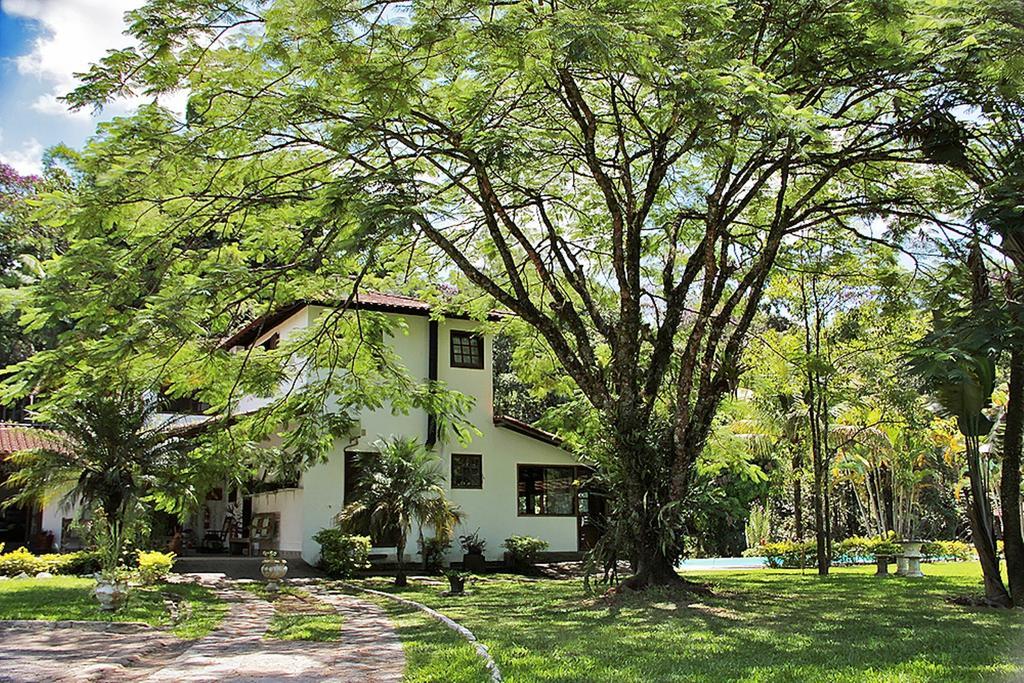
[899,541,924,578]
[875,556,890,576]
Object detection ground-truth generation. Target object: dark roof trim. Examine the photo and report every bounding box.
[220,293,506,350]
[493,415,564,448]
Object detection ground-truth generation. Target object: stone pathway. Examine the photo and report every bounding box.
[143,580,404,683]
[0,621,185,682]
[0,580,405,683]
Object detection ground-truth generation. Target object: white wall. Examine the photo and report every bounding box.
[40,493,78,550]
[250,487,304,554]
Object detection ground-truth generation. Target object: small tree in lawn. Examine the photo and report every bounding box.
[339,437,463,587]
[5,386,190,599]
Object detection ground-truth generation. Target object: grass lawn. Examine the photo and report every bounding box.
[0,576,226,639]
[354,587,493,683]
[242,582,346,642]
[356,563,1024,682]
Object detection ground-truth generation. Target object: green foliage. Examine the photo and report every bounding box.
[339,437,464,584]
[312,529,371,579]
[921,540,974,562]
[458,529,486,555]
[750,535,970,568]
[502,536,549,567]
[2,0,972,589]
[136,550,176,585]
[417,536,450,572]
[0,547,47,576]
[0,548,105,577]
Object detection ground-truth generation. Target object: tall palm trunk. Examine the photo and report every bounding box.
[1000,342,1024,605]
[965,432,1011,606]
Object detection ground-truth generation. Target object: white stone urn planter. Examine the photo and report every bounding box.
[261,555,288,591]
[898,540,924,578]
[93,576,128,611]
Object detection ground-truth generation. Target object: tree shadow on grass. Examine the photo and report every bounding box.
[413,570,1024,682]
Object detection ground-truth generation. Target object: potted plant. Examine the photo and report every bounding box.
[86,512,133,611]
[443,569,469,596]
[260,550,288,590]
[502,535,549,573]
[459,529,487,573]
[93,566,130,611]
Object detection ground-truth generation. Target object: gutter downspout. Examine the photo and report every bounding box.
[426,320,438,448]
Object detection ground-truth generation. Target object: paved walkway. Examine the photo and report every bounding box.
[0,580,405,683]
[0,622,185,682]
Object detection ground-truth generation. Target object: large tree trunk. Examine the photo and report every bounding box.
[1000,343,1024,606]
[966,499,1011,606]
[965,435,1011,606]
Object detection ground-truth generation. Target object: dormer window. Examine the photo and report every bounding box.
[450,331,484,369]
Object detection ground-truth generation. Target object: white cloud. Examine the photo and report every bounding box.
[0,130,44,175]
[2,0,142,118]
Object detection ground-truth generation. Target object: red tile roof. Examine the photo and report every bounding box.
[0,423,61,454]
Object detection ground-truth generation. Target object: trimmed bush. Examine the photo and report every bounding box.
[922,540,973,562]
[313,529,372,578]
[0,547,47,576]
[750,535,971,568]
[502,535,549,568]
[137,550,176,584]
[0,548,106,577]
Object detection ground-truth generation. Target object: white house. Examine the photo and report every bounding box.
[193,292,599,566]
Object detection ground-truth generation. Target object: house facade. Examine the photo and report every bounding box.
[205,294,594,566]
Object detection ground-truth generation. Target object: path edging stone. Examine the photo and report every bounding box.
[342,582,503,683]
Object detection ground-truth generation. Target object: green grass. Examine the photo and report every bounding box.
[243,582,346,642]
[0,576,226,639]
[354,587,493,683]
[265,611,345,641]
[354,563,1024,682]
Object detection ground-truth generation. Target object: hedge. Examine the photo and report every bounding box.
[745,536,975,569]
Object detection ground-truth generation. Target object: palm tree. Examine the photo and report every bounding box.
[5,388,190,576]
[907,307,1011,606]
[339,436,464,586]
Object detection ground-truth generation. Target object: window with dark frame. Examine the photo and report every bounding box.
[450,331,484,369]
[451,454,483,489]
[517,465,576,516]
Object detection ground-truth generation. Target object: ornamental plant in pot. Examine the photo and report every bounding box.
[261,550,288,591]
[90,513,132,611]
[459,529,487,573]
[443,569,469,596]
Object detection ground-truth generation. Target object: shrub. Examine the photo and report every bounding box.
[137,550,176,584]
[313,529,372,578]
[59,550,103,575]
[502,535,549,567]
[922,540,973,562]
[752,540,816,568]
[0,547,47,576]
[418,536,450,572]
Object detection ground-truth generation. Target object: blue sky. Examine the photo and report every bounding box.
[0,0,150,175]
